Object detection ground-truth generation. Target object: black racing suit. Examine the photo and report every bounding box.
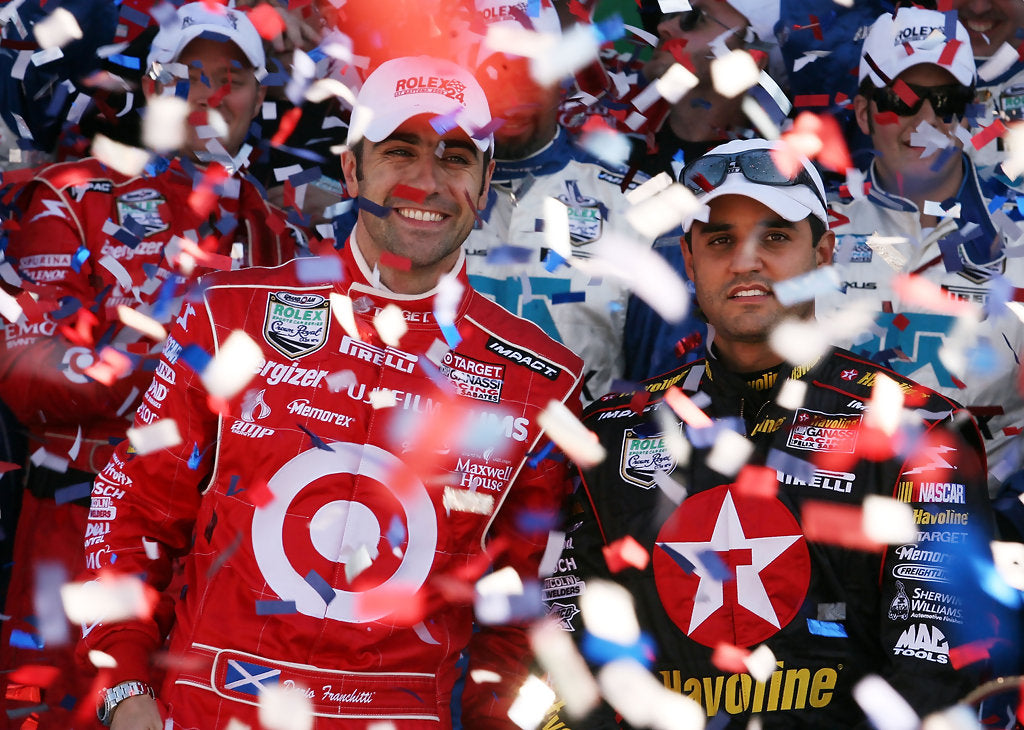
[544,346,998,728]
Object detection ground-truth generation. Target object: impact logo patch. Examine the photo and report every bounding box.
[787,409,861,453]
[116,188,168,237]
[263,291,330,359]
[654,486,810,648]
[620,428,679,488]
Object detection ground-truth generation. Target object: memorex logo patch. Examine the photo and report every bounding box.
[892,623,949,664]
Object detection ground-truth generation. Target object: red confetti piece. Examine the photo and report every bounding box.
[0,461,22,474]
[602,535,649,573]
[711,643,750,675]
[246,479,274,508]
[271,107,303,147]
[949,639,995,669]
[379,251,412,271]
[891,79,919,108]
[874,111,900,125]
[801,500,885,552]
[207,82,231,108]
[1005,426,1023,436]
[734,465,778,499]
[663,38,689,66]
[83,346,133,386]
[938,39,962,68]
[355,585,425,624]
[809,14,823,41]
[891,313,910,331]
[9,665,61,688]
[689,172,715,193]
[247,2,287,40]
[568,0,590,22]
[665,386,713,428]
[794,94,830,108]
[628,389,649,414]
[207,395,230,416]
[854,424,896,462]
[393,184,428,204]
[971,120,1007,151]
[60,307,99,347]
[834,92,849,106]
[15,291,51,322]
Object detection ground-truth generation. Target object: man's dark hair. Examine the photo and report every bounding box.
[683,213,828,249]
[347,137,492,197]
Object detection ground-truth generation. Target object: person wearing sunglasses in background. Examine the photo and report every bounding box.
[816,7,1024,503]
[542,138,1001,728]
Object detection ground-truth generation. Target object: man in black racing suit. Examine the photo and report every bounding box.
[543,138,1002,728]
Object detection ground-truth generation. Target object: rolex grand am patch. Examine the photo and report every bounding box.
[116,188,168,237]
[620,427,679,488]
[557,181,603,246]
[263,292,330,358]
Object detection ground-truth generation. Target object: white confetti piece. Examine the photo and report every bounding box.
[706,429,753,477]
[30,446,68,473]
[61,575,150,625]
[373,304,407,347]
[978,42,1020,82]
[35,562,69,647]
[68,426,83,461]
[579,126,631,167]
[258,683,314,730]
[538,530,566,578]
[865,372,904,436]
[581,579,640,645]
[537,399,606,468]
[626,183,701,239]
[862,495,917,545]
[434,272,463,328]
[442,486,494,515]
[853,675,919,730]
[425,339,450,367]
[710,49,759,99]
[508,675,557,730]
[741,95,781,140]
[845,166,866,200]
[744,645,777,683]
[368,389,397,409]
[625,171,673,206]
[325,370,357,393]
[329,293,362,340]
[1001,123,1024,180]
[653,470,688,505]
[88,650,118,668]
[776,379,807,411]
[921,704,983,730]
[543,197,572,259]
[117,305,167,342]
[654,406,691,464]
[530,24,599,87]
[659,0,692,11]
[343,544,373,583]
[470,669,502,684]
[991,540,1024,590]
[773,266,841,306]
[769,317,831,365]
[623,23,659,48]
[529,620,601,718]
[92,134,150,177]
[127,419,182,455]
[31,43,66,67]
[305,78,357,107]
[202,330,262,399]
[599,659,706,730]
[922,200,960,218]
[0,261,22,288]
[142,537,161,561]
[33,6,82,49]
[0,288,24,324]
[99,255,136,295]
[655,63,698,104]
[142,95,188,154]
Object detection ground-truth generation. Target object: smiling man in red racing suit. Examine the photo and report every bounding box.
[77,55,584,730]
[542,139,1000,728]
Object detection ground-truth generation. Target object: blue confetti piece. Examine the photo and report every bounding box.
[187,443,201,470]
[486,245,532,264]
[304,569,336,606]
[287,166,323,187]
[1017,197,1024,217]
[226,475,244,496]
[938,237,965,273]
[430,111,460,136]
[550,291,585,304]
[527,440,556,469]
[581,630,655,668]
[543,250,568,273]
[672,148,687,164]
[766,449,816,485]
[929,145,957,173]
[175,79,190,100]
[180,344,212,373]
[71,245,90,273]
[386,515,406,549]
[296,255,343,283]
[214,214,238,236]
[356,196,391,218]
[942,11,958,42]
[472,118,505,140]
[516,507,559,533]
[807,619,847,637]
[108,53,141,70]
[596,14,625,42]
[255,600,297,615]
[440,321,462,349]
[416,358,458,396]
[988,195,1007,214]
[10,629,43,649]
[658,542,695,573]
[48,296,81,321]
[58,694,77,711]
[113,227,140,248]
[118,3,150,25]
[696,549,732,580]
[298,424,334,452]
[55,482,92,505]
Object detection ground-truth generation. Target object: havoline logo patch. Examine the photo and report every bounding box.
[263,292,330,359]
[620,428,678,488]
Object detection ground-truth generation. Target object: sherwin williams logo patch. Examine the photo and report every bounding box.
[786,409,861,453]
[263,292,329,359]
[394,76,466,104]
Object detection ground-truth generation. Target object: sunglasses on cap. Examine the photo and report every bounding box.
[680,148,827,210]
[868,83,974,121]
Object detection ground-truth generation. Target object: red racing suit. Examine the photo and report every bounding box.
[543,347,998,728]
[78,237,584,729]
[0,156,301,728]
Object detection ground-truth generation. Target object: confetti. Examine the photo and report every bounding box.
[126,419,183,455]
[853,675,919,730]
[201,330,262,399]
[258,682,314,730]
[706,429,753,477]
[991,540,1024,590]
[769,317,831,366]
[807,619,847,637]
[802,501,885,552]
[745,644,777,682]
[584,233,690,324]
[710,49,760,99]
[530,24,599,87]
[664,386,712,428]
[507,675,556,730]
[329,293,362,341]
[30,447,68,473]
[581,579,641,645]
[373,304,407,347]
[862,495,917,545]
[529,620,601,718]
[54,482,91,505]
[773,267,841,306]
[711,643,750,675]
[32,7,83,50]
[625,183,701,239]
[598,659,706,730]
[542,197,571,259]
[442,486,494,515]
[91,134,150,177]
[537,399,605,468]
[369,389,397,409]
[143,96,189,154]
[602,535,650,572]
[61,575,155,625]
[117,305,167,341]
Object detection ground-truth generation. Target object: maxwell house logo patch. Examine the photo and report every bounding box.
[440,350,505,403]
[394,76,466,105]
[620,428,678,488]
[263,292,329,359]
[786,409,861,453]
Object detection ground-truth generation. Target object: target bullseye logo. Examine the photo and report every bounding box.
[653,485,810,648]
[252,443,437,622]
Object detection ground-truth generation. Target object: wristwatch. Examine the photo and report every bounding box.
[97,680,154,726]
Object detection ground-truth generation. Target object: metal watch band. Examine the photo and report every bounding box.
[97,680,154,726]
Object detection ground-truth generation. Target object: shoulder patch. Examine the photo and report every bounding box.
[485,336,561,380]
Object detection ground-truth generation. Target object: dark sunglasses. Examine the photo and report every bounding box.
[869,83,974,120]
[680,148,827,209]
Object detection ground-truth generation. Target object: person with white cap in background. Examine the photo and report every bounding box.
[461,0,657,404]
[816,7,1024,500]
[0,3,303,727]
[543,137,999,728]
[76,54,583,729]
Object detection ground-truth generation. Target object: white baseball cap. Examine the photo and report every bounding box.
[723,0,779,44]
[681,138,828,232]
[858,7,976,88]
[147,2,266,76]
[347,56,493,152]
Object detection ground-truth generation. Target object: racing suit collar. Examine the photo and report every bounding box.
[490,126,571,186]
[342,229,472,323]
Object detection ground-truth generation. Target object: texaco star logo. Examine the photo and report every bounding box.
[841,369,858,381]
[654,485,810,648]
